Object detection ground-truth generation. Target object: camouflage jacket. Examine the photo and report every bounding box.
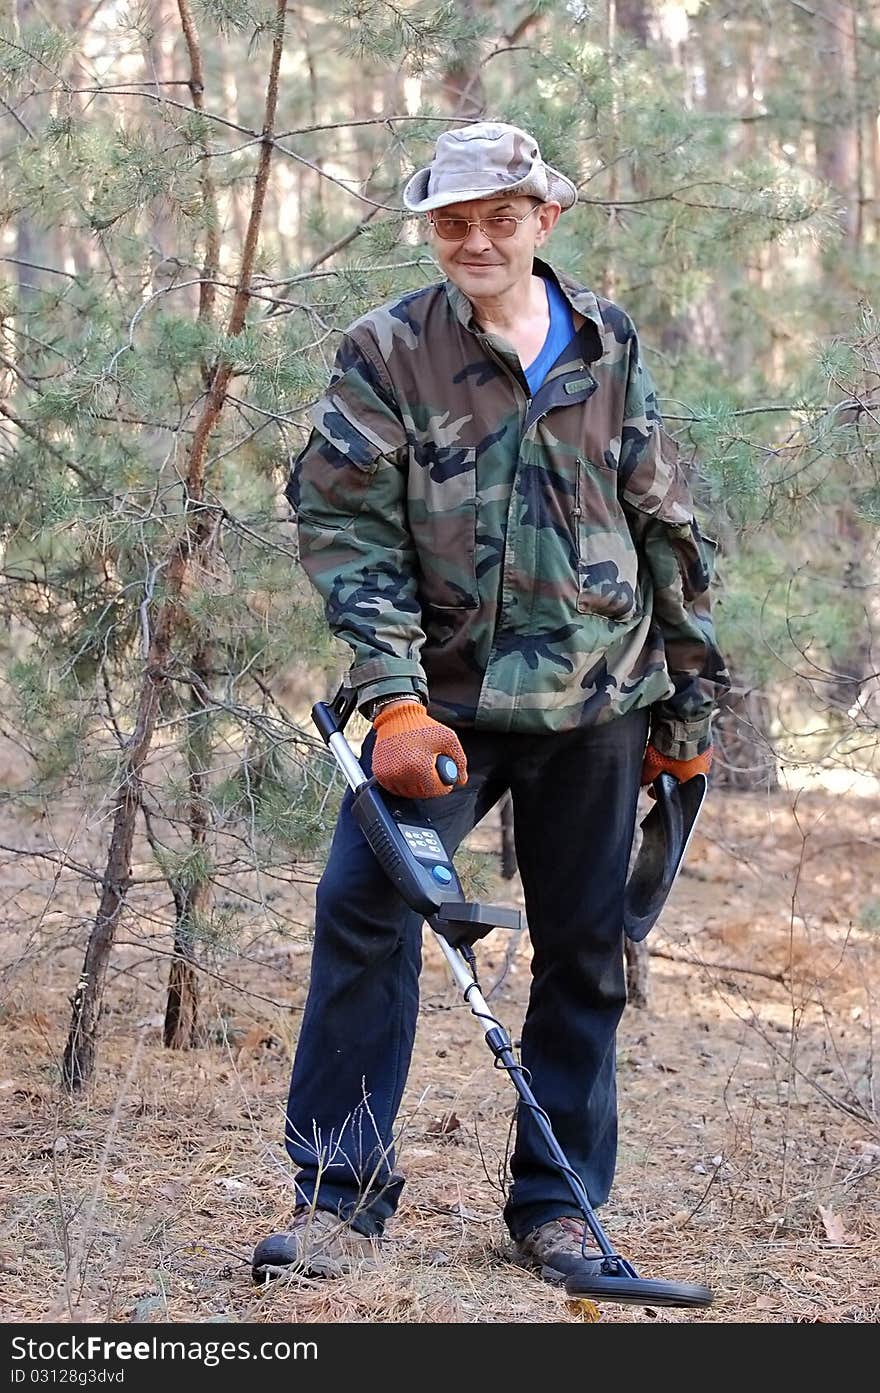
[288,258,729,759]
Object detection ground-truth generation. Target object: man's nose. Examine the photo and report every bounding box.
[461,221,493,252]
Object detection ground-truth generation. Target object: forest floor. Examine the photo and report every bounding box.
[2,776,879,1326]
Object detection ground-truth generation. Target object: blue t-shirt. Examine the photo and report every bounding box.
[523,276,575,395]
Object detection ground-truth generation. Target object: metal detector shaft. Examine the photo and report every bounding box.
[434,933,636,1274]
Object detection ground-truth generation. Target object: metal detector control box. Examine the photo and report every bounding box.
[350,782,464,918]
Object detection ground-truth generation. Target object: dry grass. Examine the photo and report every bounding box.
[1,785,879,1324]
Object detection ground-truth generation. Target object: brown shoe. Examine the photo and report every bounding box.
[512,1216,602,1285]
[252,1206,382,1281]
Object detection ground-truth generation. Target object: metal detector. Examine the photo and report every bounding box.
[313,688,713,1311]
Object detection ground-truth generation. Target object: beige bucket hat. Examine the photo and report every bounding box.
[402,121,578,213]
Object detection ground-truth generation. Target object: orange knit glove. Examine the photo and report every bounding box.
[372,701,468,799]
[641,744,713,788]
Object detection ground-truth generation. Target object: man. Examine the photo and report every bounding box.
[253,122,728,1283]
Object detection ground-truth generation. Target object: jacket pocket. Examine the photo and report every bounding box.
[293,432,380,531]
[574,455,639,621]
[294,366,408,529]
[408,444,479,610]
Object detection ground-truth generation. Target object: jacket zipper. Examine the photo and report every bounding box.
[472,335,529,662]
[475,333,529,435]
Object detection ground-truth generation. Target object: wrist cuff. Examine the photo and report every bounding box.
[372,699,430,731]
[367,694,424,721]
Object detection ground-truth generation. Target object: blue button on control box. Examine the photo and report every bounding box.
[431,864,453,884]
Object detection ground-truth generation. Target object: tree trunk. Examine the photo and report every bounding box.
[163,641,212,1049]
[440,0,485,116]
[822,506,877,713]
[599,0,619,302]
[62,779,143,1089]
[713,667,779,792]
[616,0,648,43]
[174,0,221,340]
[499,793,517,880]
[814,0,860,246]
[625,937,650,1009]
[13,0,53,321]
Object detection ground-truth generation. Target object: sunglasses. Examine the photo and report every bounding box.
[428,206,542,241]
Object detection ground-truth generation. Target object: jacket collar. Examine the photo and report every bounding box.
[444,256,605,363]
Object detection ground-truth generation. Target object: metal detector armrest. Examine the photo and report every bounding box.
[432,901,523,949]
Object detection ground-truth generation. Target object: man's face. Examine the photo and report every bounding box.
[427,194,561,300]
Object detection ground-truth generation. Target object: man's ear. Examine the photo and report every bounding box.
[535,200,562,243]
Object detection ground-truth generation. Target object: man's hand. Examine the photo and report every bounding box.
[372,700,468,799]
[641,744,712,788]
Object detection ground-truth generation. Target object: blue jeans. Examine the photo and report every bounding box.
[284,707,648,1240]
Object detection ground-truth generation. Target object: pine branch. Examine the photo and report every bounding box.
[308,206,382,271]
[110,940,300,1011]
[0,255,77,280]
[0,33,67,83]
[0,91,35,139]
[72,84,261,139]
[0,400,103,493]
[274,114,477,138]
[269,136,402,209]
[62,85,405,211]
[650,948,790,985]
